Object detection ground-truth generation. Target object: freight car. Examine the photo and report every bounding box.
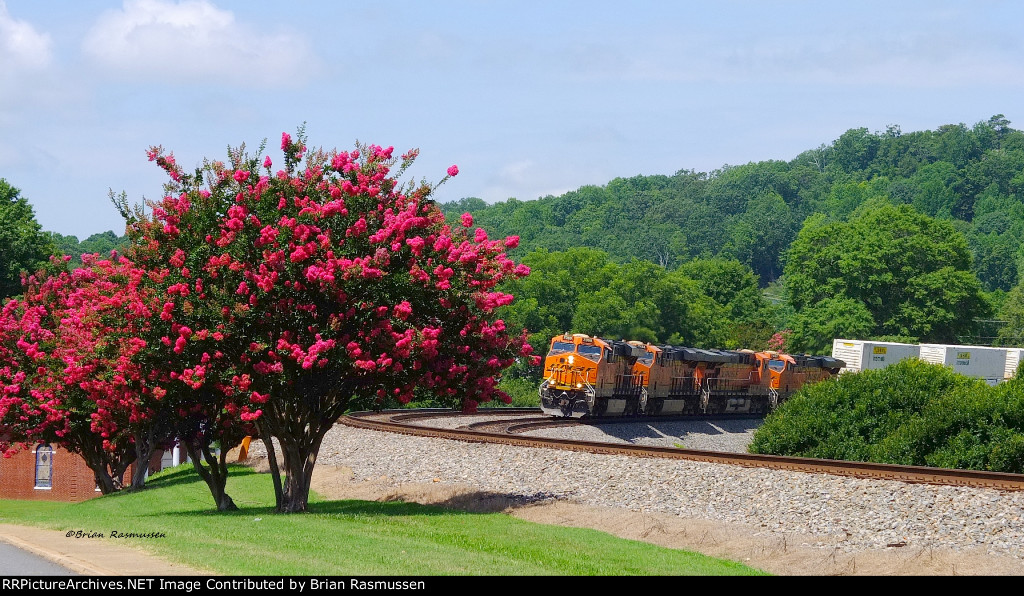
[830,339,920,374]
[538,333,844,418]
[831,338,1019,385]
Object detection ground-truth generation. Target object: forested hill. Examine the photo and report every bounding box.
[441,115,1024,292]
[51,231,129,267]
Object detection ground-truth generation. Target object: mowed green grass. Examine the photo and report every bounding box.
[0,465,767,576]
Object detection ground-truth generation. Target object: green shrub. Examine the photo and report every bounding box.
[989,432,1024,472]
[748,359,1024,472]
[398,377,539,410]
[496,377,540,407]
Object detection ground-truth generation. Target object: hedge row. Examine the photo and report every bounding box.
[749,359,1024,473]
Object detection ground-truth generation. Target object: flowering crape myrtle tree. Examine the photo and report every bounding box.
[108,205,255,511]
[0,257,160,493]
[58,255,176,491]
[125,130,536,512]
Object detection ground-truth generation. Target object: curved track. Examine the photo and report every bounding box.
[340,408,1024,492]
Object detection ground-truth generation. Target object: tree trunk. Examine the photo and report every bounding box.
[184,441,238,512]
[256,390,346,513]
[260,434,284,511]
[89,465,119,495]
[129,429,158,491]
[73,428,133,494]
[111,459,131,490]
[130,456,149,490]
[278,443,313,513]
[276,432,326,513]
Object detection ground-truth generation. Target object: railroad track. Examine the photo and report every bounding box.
[340,408,1024,493]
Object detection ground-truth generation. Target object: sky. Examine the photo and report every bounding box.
[1,0,1023,239]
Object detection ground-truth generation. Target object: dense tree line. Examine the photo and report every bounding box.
[51,231,128,267]
[784,201,989,353]
[497,249,776,375]
[446,115,1024,351]
[443,115,1024,294]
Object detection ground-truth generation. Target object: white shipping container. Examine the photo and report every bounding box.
[1004,348,1024,380]
[917,344,1007,380]
[831,339,920,373]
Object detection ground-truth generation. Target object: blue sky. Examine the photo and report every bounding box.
[2,0,1022,238]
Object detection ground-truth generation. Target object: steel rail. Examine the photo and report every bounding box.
[387,408,541,423]
[340,409,1024,492]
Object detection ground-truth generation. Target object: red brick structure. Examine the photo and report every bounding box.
[0,444,100,502]
[0,444,182,502]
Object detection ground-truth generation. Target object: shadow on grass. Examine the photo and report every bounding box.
[144,463,261,489]
[128,484,540,521]
[124,463,550,521]
[310,490,533,517]
[154,493,520,519]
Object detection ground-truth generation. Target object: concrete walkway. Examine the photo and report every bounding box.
[0,524,204,576]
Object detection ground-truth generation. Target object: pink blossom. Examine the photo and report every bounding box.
[240,409,262,422]
[447,165,459,177]
[460,213,473,227]
[393,301,413,321]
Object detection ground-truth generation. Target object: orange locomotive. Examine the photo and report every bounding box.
[538,333,844,418]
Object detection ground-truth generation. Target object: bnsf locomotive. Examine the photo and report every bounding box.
[539,333,845,418]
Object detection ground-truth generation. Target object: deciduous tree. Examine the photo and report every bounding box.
[0,257,156,493]
[0,180,56,300]
[126,131,533,512]
[785,200,989,348]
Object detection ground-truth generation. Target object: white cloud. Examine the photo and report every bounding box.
[478,159,577,203]
[0,0,52,72]
[494,160,536,188]
[0,1,65,117]
[81,0,319,85]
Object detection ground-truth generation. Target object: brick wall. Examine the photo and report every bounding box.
[0,445,99,502]
[0,445,183,502]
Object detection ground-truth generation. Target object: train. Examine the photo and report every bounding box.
[832,339,1017,385]
[539,333,845,418]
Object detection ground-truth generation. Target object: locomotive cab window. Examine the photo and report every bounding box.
[577,345,602,360]
[767,359,786,373]
[637,353,654,366]
[548,341,575,356]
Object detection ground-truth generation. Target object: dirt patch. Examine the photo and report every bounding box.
[305,463,1024,576]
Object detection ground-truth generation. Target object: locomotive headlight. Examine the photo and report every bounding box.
[567,355,575,364]
[576,383,582,388]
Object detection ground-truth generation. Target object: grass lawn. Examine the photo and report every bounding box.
[0,465,767,576]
